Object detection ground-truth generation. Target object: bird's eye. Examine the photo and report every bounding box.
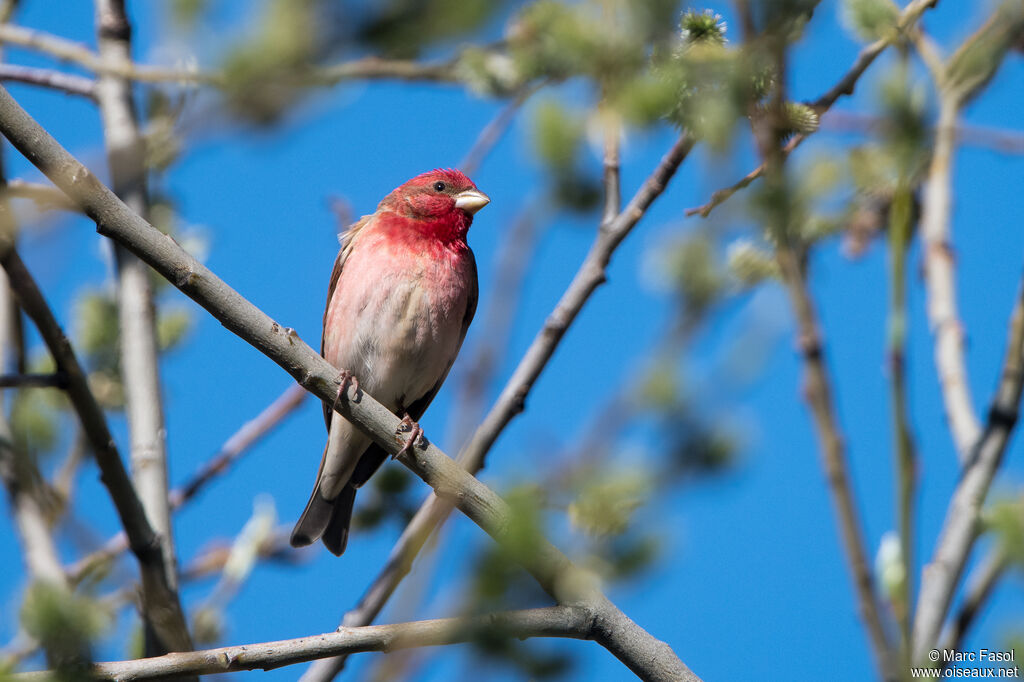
[433,181,447,192]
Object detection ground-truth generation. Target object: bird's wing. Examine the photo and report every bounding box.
[349,252,478,488]
[321,213,373,431]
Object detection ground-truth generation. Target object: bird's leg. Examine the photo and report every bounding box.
[394,413,424,459]
[332,369,361,412]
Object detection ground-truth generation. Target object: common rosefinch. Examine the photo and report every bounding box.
[290,169,489,556]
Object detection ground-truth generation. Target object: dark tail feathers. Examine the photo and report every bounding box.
[290,483,356,556]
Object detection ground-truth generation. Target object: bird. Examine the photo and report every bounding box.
[290,168,489,556]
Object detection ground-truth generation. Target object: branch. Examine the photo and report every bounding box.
[744,25,895,678]
[0,179,79,212]
[93,0,189,656]
[685,0,940,219]
[921,94,979,461]
[0,243,192,653]
[301,132,694,682]
[885,184,918,666]
[0,85,698,682]
[0,63,95,98]
[912,273,1024,662]
[171,383,306,507]
[0,23,464,88]
[0,372,66,387]
[941,546,1009,655]
[809,0,938,113]
[15,607,596,681]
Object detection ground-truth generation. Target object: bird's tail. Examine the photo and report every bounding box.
[290,478,356,556]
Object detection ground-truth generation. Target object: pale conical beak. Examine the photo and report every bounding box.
[454,189,490,214]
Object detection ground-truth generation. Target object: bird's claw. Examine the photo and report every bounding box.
[395,414,424,459]
[332,370,361,411]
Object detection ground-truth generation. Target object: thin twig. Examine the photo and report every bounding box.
[0,87,698,681]
[912,274,1024,662]
[0,63,95,98]
[14,607,599,681]
[300,133,694,682]
[172,383,306,507]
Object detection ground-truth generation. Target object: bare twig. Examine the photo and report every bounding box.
[172,383,306,507]
[0,243,192,653]
[912,275,1024,662]
[809,0,938,113]
[0,63,95,98]
[301,133,694,682]
[0,88,697,681]
[15,607,599,681]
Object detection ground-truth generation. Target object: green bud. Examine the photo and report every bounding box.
[726,239,779,286]
[841,0,900,43]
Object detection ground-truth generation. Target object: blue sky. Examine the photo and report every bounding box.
[0,1,1022,680]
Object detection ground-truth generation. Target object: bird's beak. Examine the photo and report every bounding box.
[454,189,490,214]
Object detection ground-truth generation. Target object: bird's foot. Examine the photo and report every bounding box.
[332,370,361,411]
[394,414,424,459]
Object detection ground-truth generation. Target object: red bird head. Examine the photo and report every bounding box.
[380,169,489,242]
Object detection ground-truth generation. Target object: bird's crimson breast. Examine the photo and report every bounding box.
[321,220,475,412]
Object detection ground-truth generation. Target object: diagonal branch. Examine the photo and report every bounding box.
[300,132,693,682]
[14,607,596,681]
[0,84,699,682]
[912,273,1024,662]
